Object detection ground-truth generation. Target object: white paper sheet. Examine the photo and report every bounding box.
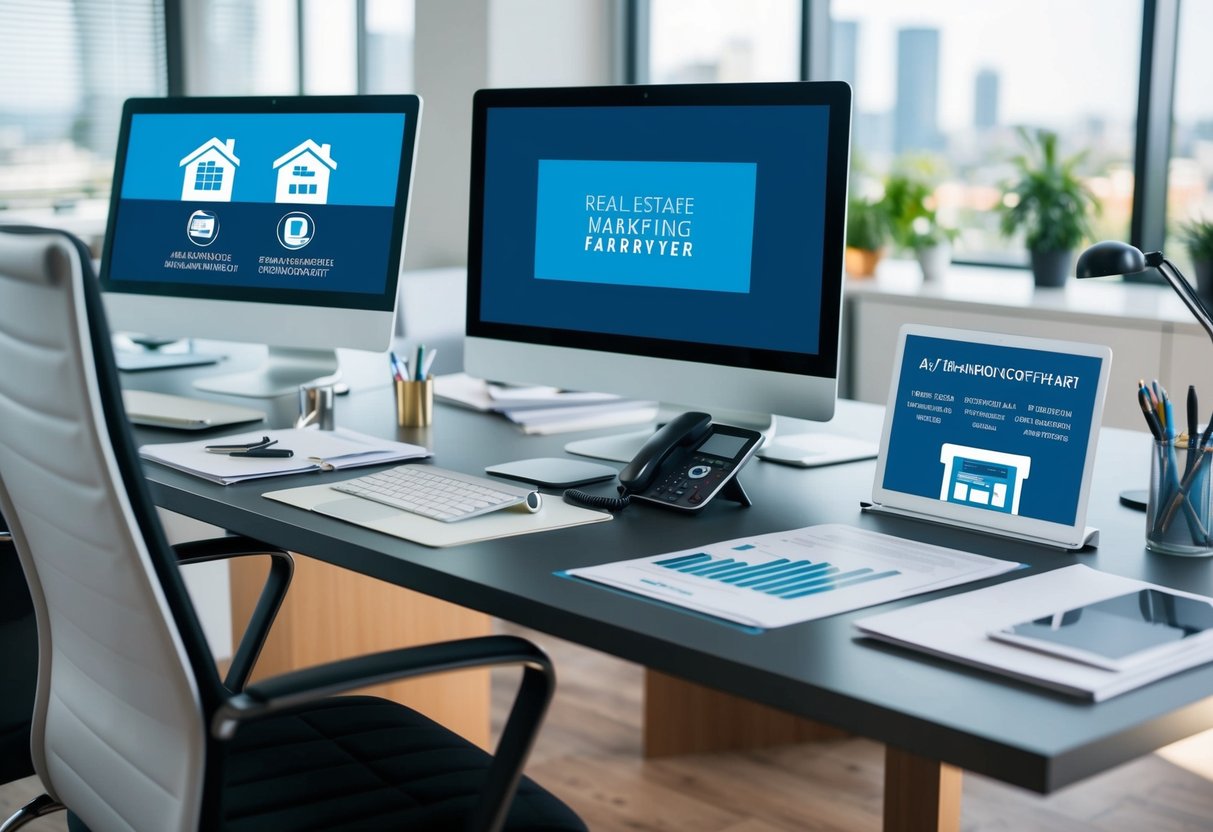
[567,524,1021,629]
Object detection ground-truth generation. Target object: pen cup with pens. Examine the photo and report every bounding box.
[1141,381,1213,556]
[392,346,435,428]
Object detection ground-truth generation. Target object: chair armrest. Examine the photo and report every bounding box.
[213,634,555,832]
[171,536,294,691]
[0,529,11,544]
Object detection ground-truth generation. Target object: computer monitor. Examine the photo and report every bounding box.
[465,82,851,455]
[100,95,421,397]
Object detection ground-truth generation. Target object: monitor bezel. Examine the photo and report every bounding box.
[465,81,852,379]
[99,94,421,313]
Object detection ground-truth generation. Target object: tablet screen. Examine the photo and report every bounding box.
[880,331,1107,529]
[1002,589,1213,663]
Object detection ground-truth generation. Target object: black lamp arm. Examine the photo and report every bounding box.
[1146,252,1213,346]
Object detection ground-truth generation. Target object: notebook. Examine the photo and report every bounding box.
[865,325,1111,550]
[123,390,264,430]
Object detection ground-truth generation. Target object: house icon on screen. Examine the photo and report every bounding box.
[272,139,338,204]
[179,138,239,202]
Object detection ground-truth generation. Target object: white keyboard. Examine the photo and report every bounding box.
[332,465,540,522]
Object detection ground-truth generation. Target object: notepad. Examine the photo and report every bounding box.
[139,428,430,485]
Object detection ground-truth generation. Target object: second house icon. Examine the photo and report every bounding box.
[273,139,337,204]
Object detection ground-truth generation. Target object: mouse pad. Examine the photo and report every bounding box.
[265,483,610,547]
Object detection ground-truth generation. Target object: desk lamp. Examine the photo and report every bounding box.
[1076,240,1213,510]
[1076,240,1213,343]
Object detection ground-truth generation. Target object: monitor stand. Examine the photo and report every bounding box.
[565,411,877,467]
[193,347,340,398]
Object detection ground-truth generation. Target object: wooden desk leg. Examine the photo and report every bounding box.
[230,553,491,748]
[643,669,849,757]
[883,746,962,832]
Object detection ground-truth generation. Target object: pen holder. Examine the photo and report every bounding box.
[1146,437,1213,556]
[395,376,433,427]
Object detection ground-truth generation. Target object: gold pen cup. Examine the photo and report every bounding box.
[395,376,434,428]
[1146,436,1213,557]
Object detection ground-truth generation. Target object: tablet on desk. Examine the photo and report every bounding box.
[990,589,1213,672]
[867,324,1112,550]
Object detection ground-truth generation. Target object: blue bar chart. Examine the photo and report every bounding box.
[568,524,1022,629]
[653,552,900,599]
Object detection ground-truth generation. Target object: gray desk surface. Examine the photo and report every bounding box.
[127,363,1213,795]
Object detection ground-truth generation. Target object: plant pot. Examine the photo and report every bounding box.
[1194,260,1213,308]
[845,247,882,278]
[1029,249,1073,288]
[915,241,951,283]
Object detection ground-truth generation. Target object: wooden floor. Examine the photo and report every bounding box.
[4,622,1212,831]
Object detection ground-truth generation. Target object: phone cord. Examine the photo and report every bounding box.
[563,485,631,511]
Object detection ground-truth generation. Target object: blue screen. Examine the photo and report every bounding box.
[478,104,831,355]
[107,112,407,296]
[882,334,1105,527]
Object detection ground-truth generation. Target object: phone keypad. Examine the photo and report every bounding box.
[650,453,730,506]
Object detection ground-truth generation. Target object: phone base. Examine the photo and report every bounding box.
[720,477,753,507]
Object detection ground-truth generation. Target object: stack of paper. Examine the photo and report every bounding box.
[434,373,657,435]
[140,427,430,484]
[855,565,1213,701]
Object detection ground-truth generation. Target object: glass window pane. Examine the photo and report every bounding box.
[648,0,799,84]
[188,0,299,96]
[1169,1,1213,277]
[0,0,166,212]
[831,0,1140,264]
[302,0,356,94]
[365,0,414,94]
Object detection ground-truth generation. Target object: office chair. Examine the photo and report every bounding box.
[0,226,586,832]
[0,518,37,786]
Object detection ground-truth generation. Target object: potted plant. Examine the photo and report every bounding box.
[883,169,955,283]
[845,194,888,278]
[999,128,1100,288]
[1179,217,1213,305]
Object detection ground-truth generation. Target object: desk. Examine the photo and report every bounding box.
[128,369,1213,832]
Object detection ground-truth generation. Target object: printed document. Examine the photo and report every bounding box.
[567,524,1021,629]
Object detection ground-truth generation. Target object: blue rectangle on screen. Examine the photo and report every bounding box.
[533,159,757,294]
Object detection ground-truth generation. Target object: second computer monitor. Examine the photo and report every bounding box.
[465,81,851,423]
[100,95,421,397]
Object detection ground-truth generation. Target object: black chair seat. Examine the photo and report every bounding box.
[0,536,36,786]
[220,697,586,832]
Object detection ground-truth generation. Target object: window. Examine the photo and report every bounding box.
[0,0,166,212]
[645,0,799,84]
[184,0,299,96]
[1167,0,1213,276]
[830,0,1141,264]
[292,165,315,177]
[194,160,224,191]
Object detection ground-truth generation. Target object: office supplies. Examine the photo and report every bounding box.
[566,524,1021,629]
[485,458,617,488]
[296,382,336,430]
[989,588,1213,672]
[121,389,265,430]
[264,480,610,547]
[1136,384,1163,439]
[1188,384,1198,468]
[140,427,429,484]
[394,376,434,427]
[205,436,275,453]
[1145,434,1213,556]
[332,464,540,522]
[855,564,1213,701]
[433,373,658,435]
[463,82,852,464]
[100,94,422,397]
[865,324,1111,550]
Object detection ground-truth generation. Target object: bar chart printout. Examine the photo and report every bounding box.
[566,524,1021,629]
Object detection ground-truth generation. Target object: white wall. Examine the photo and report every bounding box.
[404,0,618,269]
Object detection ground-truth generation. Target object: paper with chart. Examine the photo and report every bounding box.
[567,524,1022,629]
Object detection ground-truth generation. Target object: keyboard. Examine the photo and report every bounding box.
[332,465,541,522]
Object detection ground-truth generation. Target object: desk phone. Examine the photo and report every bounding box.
[619,412,761,512]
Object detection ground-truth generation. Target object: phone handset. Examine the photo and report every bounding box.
[618,411,711,493]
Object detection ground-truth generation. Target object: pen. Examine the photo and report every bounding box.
[1164,396,1175,441]
[230,447,294,458]
[414,344,426,381]
[1187,385,1199,471]
[420,347,438,379]
[390,351,403,382]
[1138,387,1163,440]
[1153,380,1166,426]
